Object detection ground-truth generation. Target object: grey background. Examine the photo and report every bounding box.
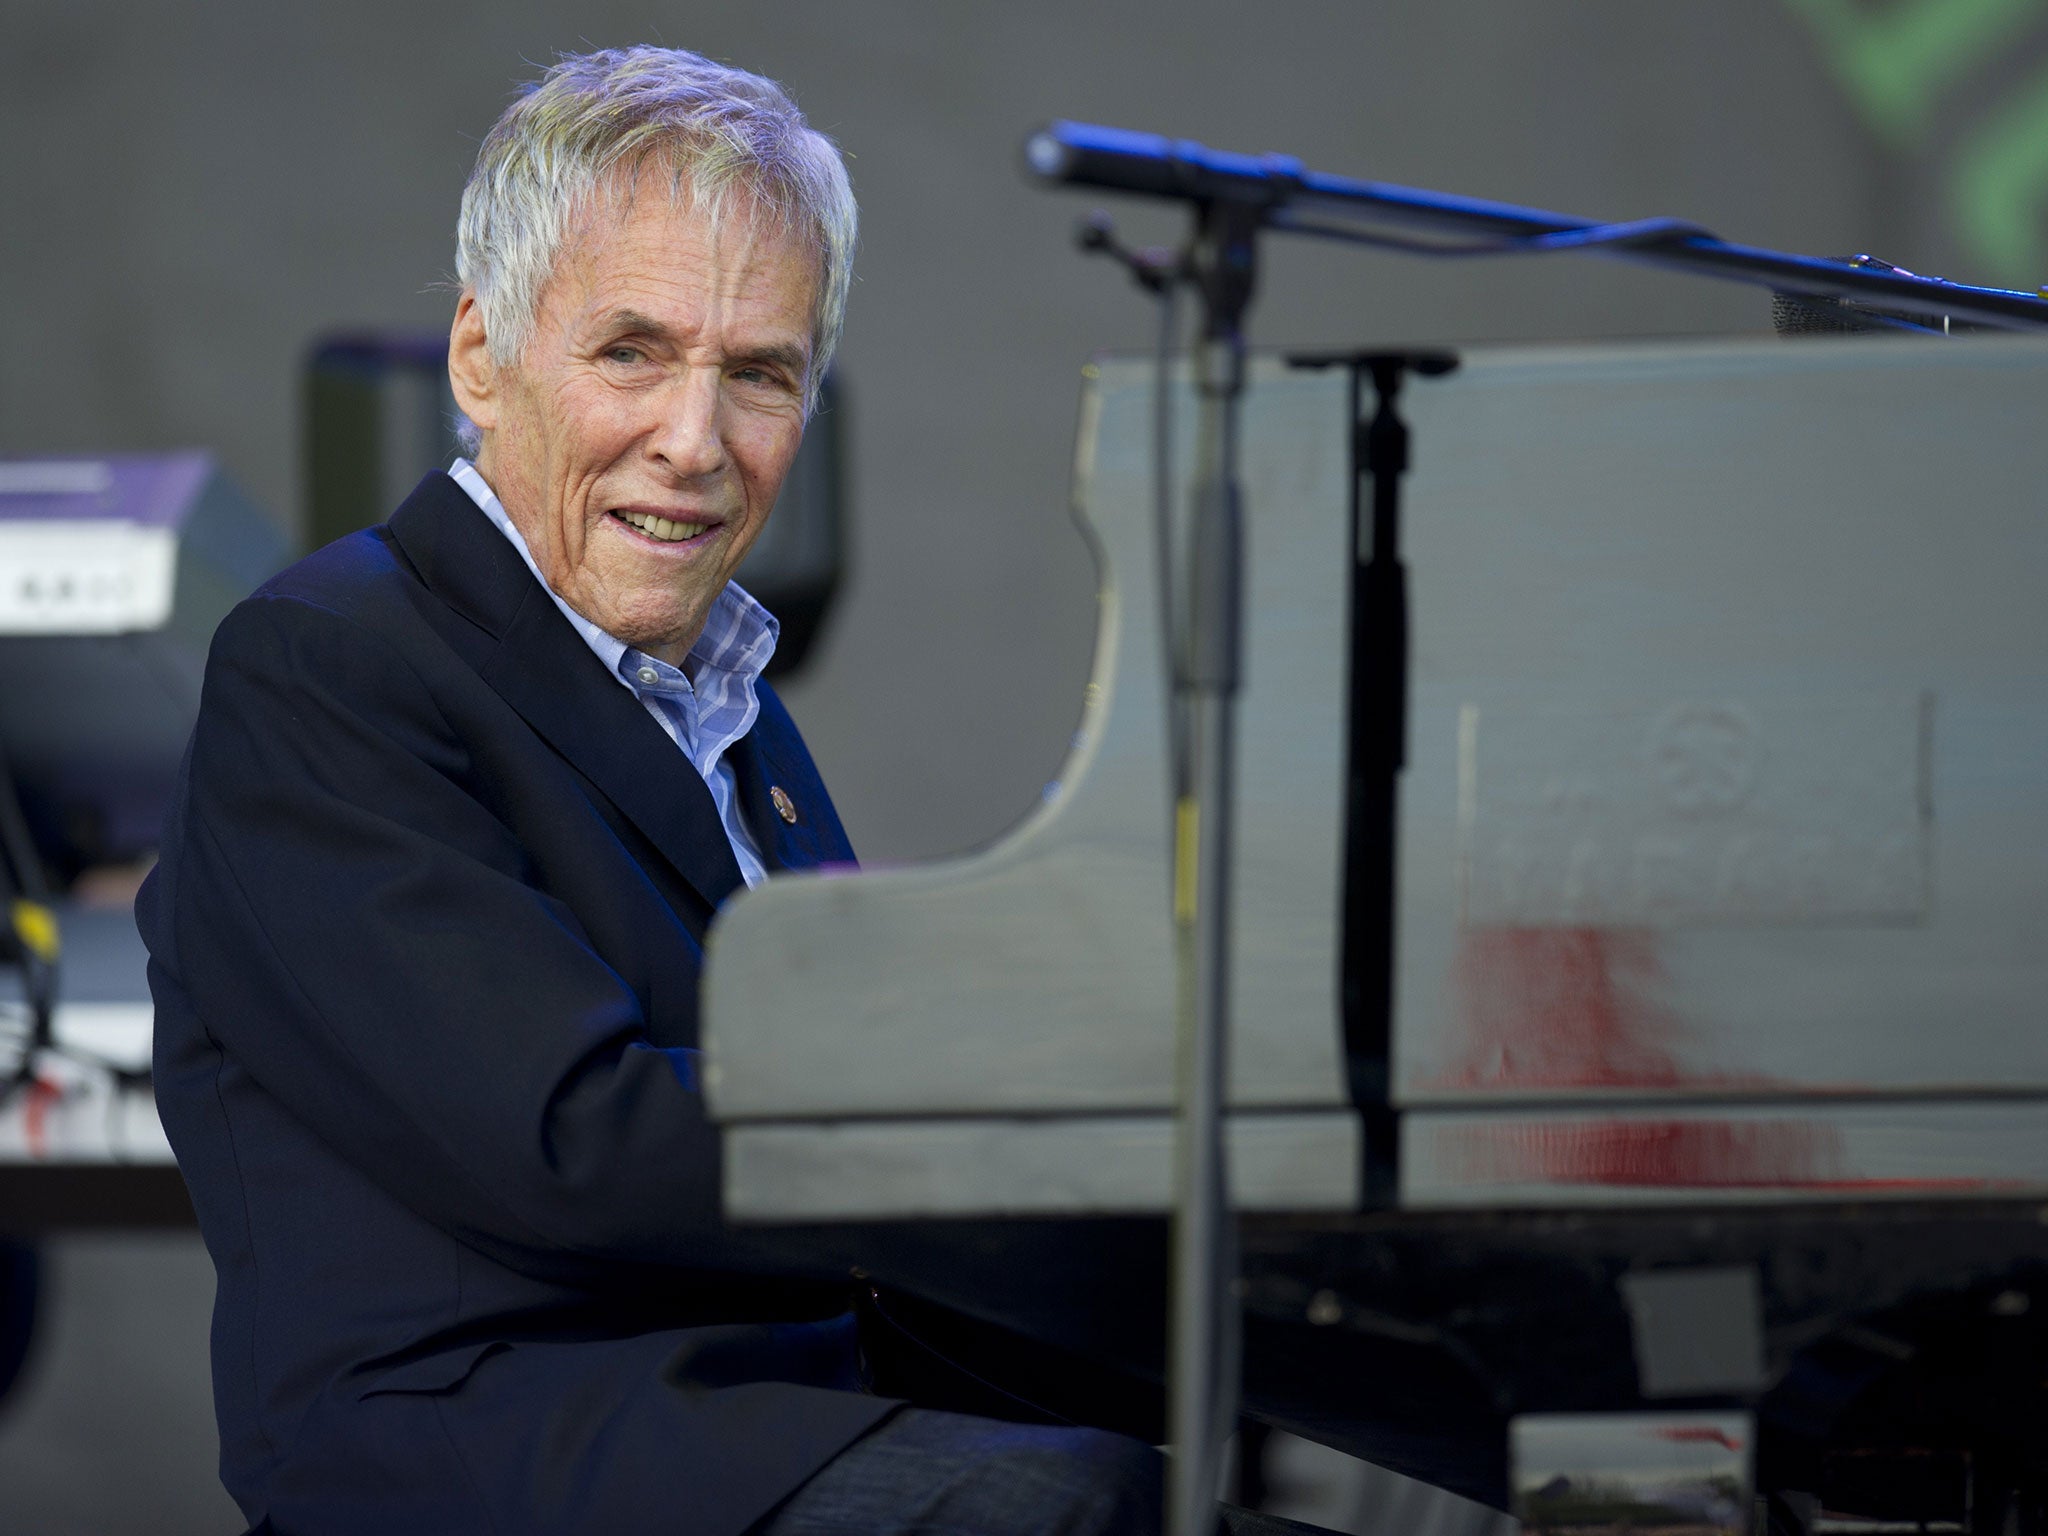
[0,1,2018,1530]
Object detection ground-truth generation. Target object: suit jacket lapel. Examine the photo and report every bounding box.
[729,737,790,876]
[729,729,802,873]
[387,474,744,914]
[481,581,745,909]
[728,685,856,873]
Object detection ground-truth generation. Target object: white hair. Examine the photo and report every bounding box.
[453,46,856,433]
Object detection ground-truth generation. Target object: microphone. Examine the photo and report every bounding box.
[1771,254,1983,337]
[1024,121,1303,205]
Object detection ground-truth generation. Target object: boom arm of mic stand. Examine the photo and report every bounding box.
[1024,119,2048,331]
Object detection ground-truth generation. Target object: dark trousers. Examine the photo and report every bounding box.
[749,1406,1343,1536]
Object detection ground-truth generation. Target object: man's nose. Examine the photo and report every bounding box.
[647,369,729,479]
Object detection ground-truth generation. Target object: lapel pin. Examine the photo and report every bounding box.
[769,785,798,825]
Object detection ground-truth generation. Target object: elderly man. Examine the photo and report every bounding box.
[139,47,1169,1536]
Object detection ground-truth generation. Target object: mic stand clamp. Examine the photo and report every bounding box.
[1074,211,1180,294]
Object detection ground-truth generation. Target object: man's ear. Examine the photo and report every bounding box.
[447,291,499,434]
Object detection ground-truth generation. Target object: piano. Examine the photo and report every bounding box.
[702,333,2048,1524]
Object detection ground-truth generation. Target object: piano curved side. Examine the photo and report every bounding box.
[702,360,1360,1217]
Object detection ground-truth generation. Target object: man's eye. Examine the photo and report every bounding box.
[607,346,645,365]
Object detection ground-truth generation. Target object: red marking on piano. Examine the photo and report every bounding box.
[1456,1116,1844,1187]
[23,1075,60,1159]
[1426,926,2024,1192]
[1652,1426,1746,1452]
[1792,1177,2022,1192]
[1446,1120,2027,1193]
[1445,926,1685,1089]
[1438,926,1778,1093]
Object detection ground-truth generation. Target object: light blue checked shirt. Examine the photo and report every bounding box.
[449,459,776,888]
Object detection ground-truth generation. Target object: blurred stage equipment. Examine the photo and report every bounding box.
[0,453,286,880]
[0,696,45,1411]
[0,452,281,1231]
[0,452,282,1394]
[303,334,849,674]
[700,127,2048,1536]
[0,727,57,1098]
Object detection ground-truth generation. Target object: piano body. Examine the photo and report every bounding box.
[703,335,2048,1518]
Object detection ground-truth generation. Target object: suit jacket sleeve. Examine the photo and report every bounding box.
[159,589,815,1282]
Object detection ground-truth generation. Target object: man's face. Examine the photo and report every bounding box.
[457,181,815,663]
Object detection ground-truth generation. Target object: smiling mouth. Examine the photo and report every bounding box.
[612,509,718,544]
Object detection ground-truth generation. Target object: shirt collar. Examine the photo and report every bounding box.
[446,458,779,688]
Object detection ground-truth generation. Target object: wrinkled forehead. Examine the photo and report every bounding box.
[563,159,822,311]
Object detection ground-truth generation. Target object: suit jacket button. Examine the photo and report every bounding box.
[770,785,798,824]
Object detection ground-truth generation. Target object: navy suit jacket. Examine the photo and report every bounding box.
[139,472,895,1535]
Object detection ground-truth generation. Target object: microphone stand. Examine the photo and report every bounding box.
[1073,192,1267,1536]
[1286,348,1457,1203]
[1168,193,1261,1536]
